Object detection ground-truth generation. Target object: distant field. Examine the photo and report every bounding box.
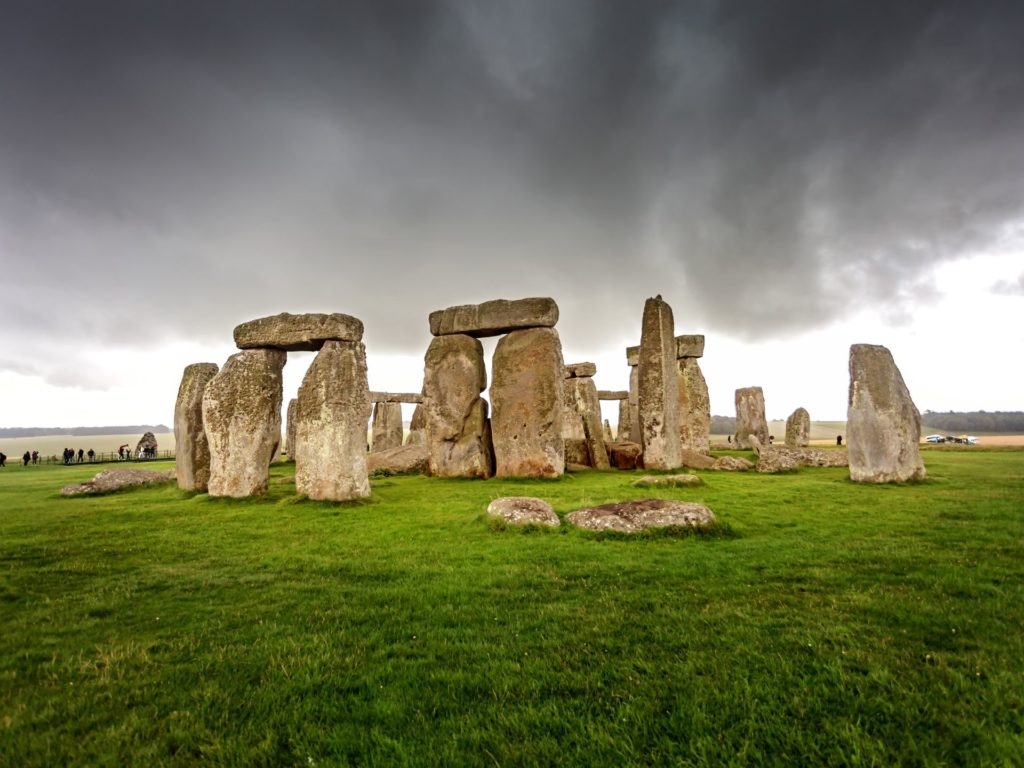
[0,433,177,460]
[1,449,1022,764]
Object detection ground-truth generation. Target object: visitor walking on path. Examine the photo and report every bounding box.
[0,452,6,467]
[23,451,31,466]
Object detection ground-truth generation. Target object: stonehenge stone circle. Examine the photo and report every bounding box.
[785,407,811,448]
[677,357,711,454]
[233,312,363,351]
[491,327,566,477]
[203,348,286,497]
[174,362,219,491]
[429,297,558,337]
[734,386,769,450]
[293,340,372,500]
[422,334,494,478]
[637,296,681,470]
[371,401,403,453]
[847,344,926,483]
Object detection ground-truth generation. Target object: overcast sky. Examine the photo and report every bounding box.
[1,0,1022,428]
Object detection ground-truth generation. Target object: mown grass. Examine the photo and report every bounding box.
[1,450,1023,766]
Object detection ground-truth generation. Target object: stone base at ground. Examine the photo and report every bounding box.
[486,497,560,527]
[366,444,429,475]
[754,443,849,474]
[608,441,643,469]
[62,468,175,497]
[678,449,716,469]
[711,456,754,471]
[567,499,716,533]
[632,474,704,488]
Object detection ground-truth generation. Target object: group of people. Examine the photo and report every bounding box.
[61,448,95,464]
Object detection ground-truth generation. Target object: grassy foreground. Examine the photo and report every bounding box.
[1,450,1022,766]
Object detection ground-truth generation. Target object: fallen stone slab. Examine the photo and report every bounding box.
[62,468,175,497]
[755,445,849,474]
[632,474,704,488]
[367,444,429,475]
[567,499,716,533]
[564,362,597,378]
[678,448,716,469]
[234,312,363,351]
[608,441,642,469]
[429,297,558,337]
[369,392,423,404]
[598,390,628,400]
[711,456,754,471]
[486,496,560,527]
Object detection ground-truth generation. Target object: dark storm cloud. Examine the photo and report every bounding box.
[2,0,1024,383]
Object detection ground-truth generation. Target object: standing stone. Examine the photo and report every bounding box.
[617,398,631,444]
[294,340,372,500]
[371,401,403,453]
[847,344,926,483]
[603,419,614,444]
[286,398,298,459]
[637,296,681,470]
[563,375,610,469]
[785,407,811,448]
[422,334,493,478]
[677,358,711,454]
[491,327,565,477]
[405,403,426,446]
[203,349,286,497]
[627,364,641,443]
[174,362,219,491]
[734,387,769,450]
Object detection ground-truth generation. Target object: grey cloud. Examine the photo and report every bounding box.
[992,273,1024,296]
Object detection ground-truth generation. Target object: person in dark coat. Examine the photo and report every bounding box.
[0,452,6,467]
[23,451,31,466]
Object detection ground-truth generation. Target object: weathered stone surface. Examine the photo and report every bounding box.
[422,334,493,478]
[678,449,717,470]
[603,419,614,443]
[638,296,681,470]
[174,362,219,491]
[405,403,426,446]
[429,297,558,337]
[487,497,560,527]
[564,438,590,466]
[847,344,926,483]
[675,335,705,359]
[234,312,362,351]
[136,431,158,455]
[626,345,640,367]
[203,348,286,497]
[491,327,565,477]
[754,442,848,474]
[712,455,754,471]
[370,392,423,404]
[608,441,643,469]
[785,407,811,448]
[564,362,597,378]
[734,387,769,450]
[563,376,609,469]
[598,390,628,400]
[366,444,429,475]
[632,474,704,488]
[293,341,372,500]
[286,398,298,458]
[677,358,710,454]
[627,365,640,442]
[371,401,403,453]
[62,468,175,497]
[568,499,716,533]
[617,399,631,444]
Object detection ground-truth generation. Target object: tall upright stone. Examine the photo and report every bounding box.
[293,340,372,500]
[785,407,811,448]
[677,358,711,454]
[422,334,493,478]
[627,365,641,442]
[286,398,298,459]
[203,349,286,497]
[405,403,426,446]
[617,398,631,443]
[847,344,926,483]
[637,296,681,470]
[371,401,403,453]
[562,369,610,469]
[734,387,769,450]
[491,327,565,477]
[173,362,219,491]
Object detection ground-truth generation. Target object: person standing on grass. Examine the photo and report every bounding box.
[31,450,38,464]
[23,451,31,466]
[87,449,94,462]
[0,452,6,467]
[77,448,84,463]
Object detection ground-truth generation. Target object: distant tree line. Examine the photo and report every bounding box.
[921,411,1024,433]
[711,415,737,433]
[0,425,171,438]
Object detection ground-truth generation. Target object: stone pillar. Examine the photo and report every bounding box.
[562,366,610,469]
[422,334,493,478]
[678,358,711,454]
[286,398,298,459]
[785,407,810,448]
[637,296,681,470]
[617,399,631,443]
[371,401,403,453]
[627,365,640,443]
[405,403,426,446]
[173,362,219,491]
[491,327,565,477]
[203,348,286,497]
[293,340,372,500]
[734,387,769,450]
[847,344,926,483]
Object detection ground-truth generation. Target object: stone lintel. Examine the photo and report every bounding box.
[369,391,423,404]
[429,297,558,337]
[597,390,628,400]
[564,362,597,378]
[234,312,363,351]
[675,334,705,359]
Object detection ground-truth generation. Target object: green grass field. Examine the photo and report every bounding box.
[2,450,1022,766]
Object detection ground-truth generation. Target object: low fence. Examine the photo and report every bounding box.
[27,450,176,466]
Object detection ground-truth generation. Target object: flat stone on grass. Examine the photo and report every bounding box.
[62,468,175,497]
[632,474,704,488]
[568,499,716,533]
[487,497,560,527]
